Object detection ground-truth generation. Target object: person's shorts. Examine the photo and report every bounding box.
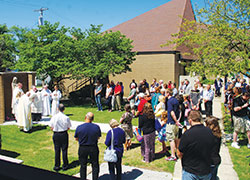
[166,124,179,141]
[233,115,250,133]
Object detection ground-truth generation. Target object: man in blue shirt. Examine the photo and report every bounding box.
[75,112,101,180]
[165,88,180,161]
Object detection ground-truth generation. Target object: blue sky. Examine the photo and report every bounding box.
[0,0,206,31]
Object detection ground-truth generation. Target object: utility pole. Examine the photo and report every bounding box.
[34,8,48,26]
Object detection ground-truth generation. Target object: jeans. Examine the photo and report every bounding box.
[182,170,211,180]
[53,131,69,168]
[78,145,99,180]
[108,156,122,180]
[95,95,102,111]
[106,96,112,110]
[210,164,219,180]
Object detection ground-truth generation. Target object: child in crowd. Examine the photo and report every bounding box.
[183,94,191,127]
[120,104,134,150]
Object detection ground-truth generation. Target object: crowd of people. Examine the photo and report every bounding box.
[11,77,62,132]
[11,75,250,180]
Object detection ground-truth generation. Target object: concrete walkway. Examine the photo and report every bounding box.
[173,96,239,180]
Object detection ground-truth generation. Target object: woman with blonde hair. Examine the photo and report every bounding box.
[139,103,155,163]
[205,116,222,180]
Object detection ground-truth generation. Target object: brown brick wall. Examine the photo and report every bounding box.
[0,72,36,123]
[110,53,184,96]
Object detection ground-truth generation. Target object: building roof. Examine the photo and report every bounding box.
[109,0,195,58]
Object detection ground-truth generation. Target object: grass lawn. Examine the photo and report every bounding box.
[0,124,175,177]
[64,104,139,126]
[222,106,250,180]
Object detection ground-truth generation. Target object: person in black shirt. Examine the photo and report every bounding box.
[139,103,155,163]
[205,116,222,180]
[231,92,250,149]
[178,110,215,179]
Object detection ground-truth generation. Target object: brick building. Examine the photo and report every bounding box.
[109,0,195,95]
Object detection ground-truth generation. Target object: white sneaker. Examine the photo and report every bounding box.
[231,142,240,149]
[247,144,250,149]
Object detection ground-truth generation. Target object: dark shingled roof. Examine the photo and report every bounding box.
[109,0,195,57]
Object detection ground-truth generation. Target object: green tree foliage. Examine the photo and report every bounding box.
[164,0,250,77]
[0,24,16,72]
[13,22,136,85]
[13,22,73,83]
[69,24,136,80]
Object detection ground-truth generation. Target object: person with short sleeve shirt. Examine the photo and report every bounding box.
[50,104,71,171]
[74,112,101,180]
[178,110,215,180]
[165,88,180,161]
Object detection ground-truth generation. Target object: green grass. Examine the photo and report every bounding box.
[0,123,175,177]
[222,104,250,180]
[64,104,139,126]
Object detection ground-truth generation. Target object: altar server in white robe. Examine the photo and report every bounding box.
[17,91,36,132]
[12,82,24,119]
[51,85,62,116]
[41,85,52,116]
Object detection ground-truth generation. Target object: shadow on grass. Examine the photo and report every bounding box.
[67,160,80,170]
[65,114,73,116]
[98,168,143,180]
[23,125,47,134]
[129,143,141,150]
[0,149,20,158]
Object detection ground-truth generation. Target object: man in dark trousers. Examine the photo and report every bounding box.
[203,84,214,117]
[75,112,101,180]
[50,104,72,171]
[178,110,215,179]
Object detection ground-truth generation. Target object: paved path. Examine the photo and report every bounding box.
[173,96,239,180]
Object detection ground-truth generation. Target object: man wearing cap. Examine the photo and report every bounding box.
[75,112,101,180]
[50,104,71,171]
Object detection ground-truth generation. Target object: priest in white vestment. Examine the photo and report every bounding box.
[12,82,24,119]
[51,85,62,116]
[41,85,52,116]
[30,86,43,121]
[17,92,36,132]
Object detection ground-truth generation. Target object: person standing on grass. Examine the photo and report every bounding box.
[95,80,103,112]
[75,112,101,180]
[114,81,122,111]
[105,119,126,180]
[205,116,222,180]
[178,110,215,180]
[165,88,180,161]
[50,104,71,171]
[120,104,134,151]
[139,103,156,163]
[106,83,113,112]
[41,84,52,116]
[231,92,250,149]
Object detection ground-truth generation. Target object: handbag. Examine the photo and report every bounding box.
[104,129,118,162]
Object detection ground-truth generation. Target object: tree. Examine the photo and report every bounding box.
[13,21,74,85]
[69,24,136,102]
[164,0,250,78]
[0,24,16,72]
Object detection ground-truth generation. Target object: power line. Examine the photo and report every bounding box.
[0,0,41,8]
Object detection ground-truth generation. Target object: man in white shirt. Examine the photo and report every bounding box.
[184,79,192,95]
[203,84,214,117]
[30,86,43,122]
[51,85,62,116]
[50,104,71,171]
